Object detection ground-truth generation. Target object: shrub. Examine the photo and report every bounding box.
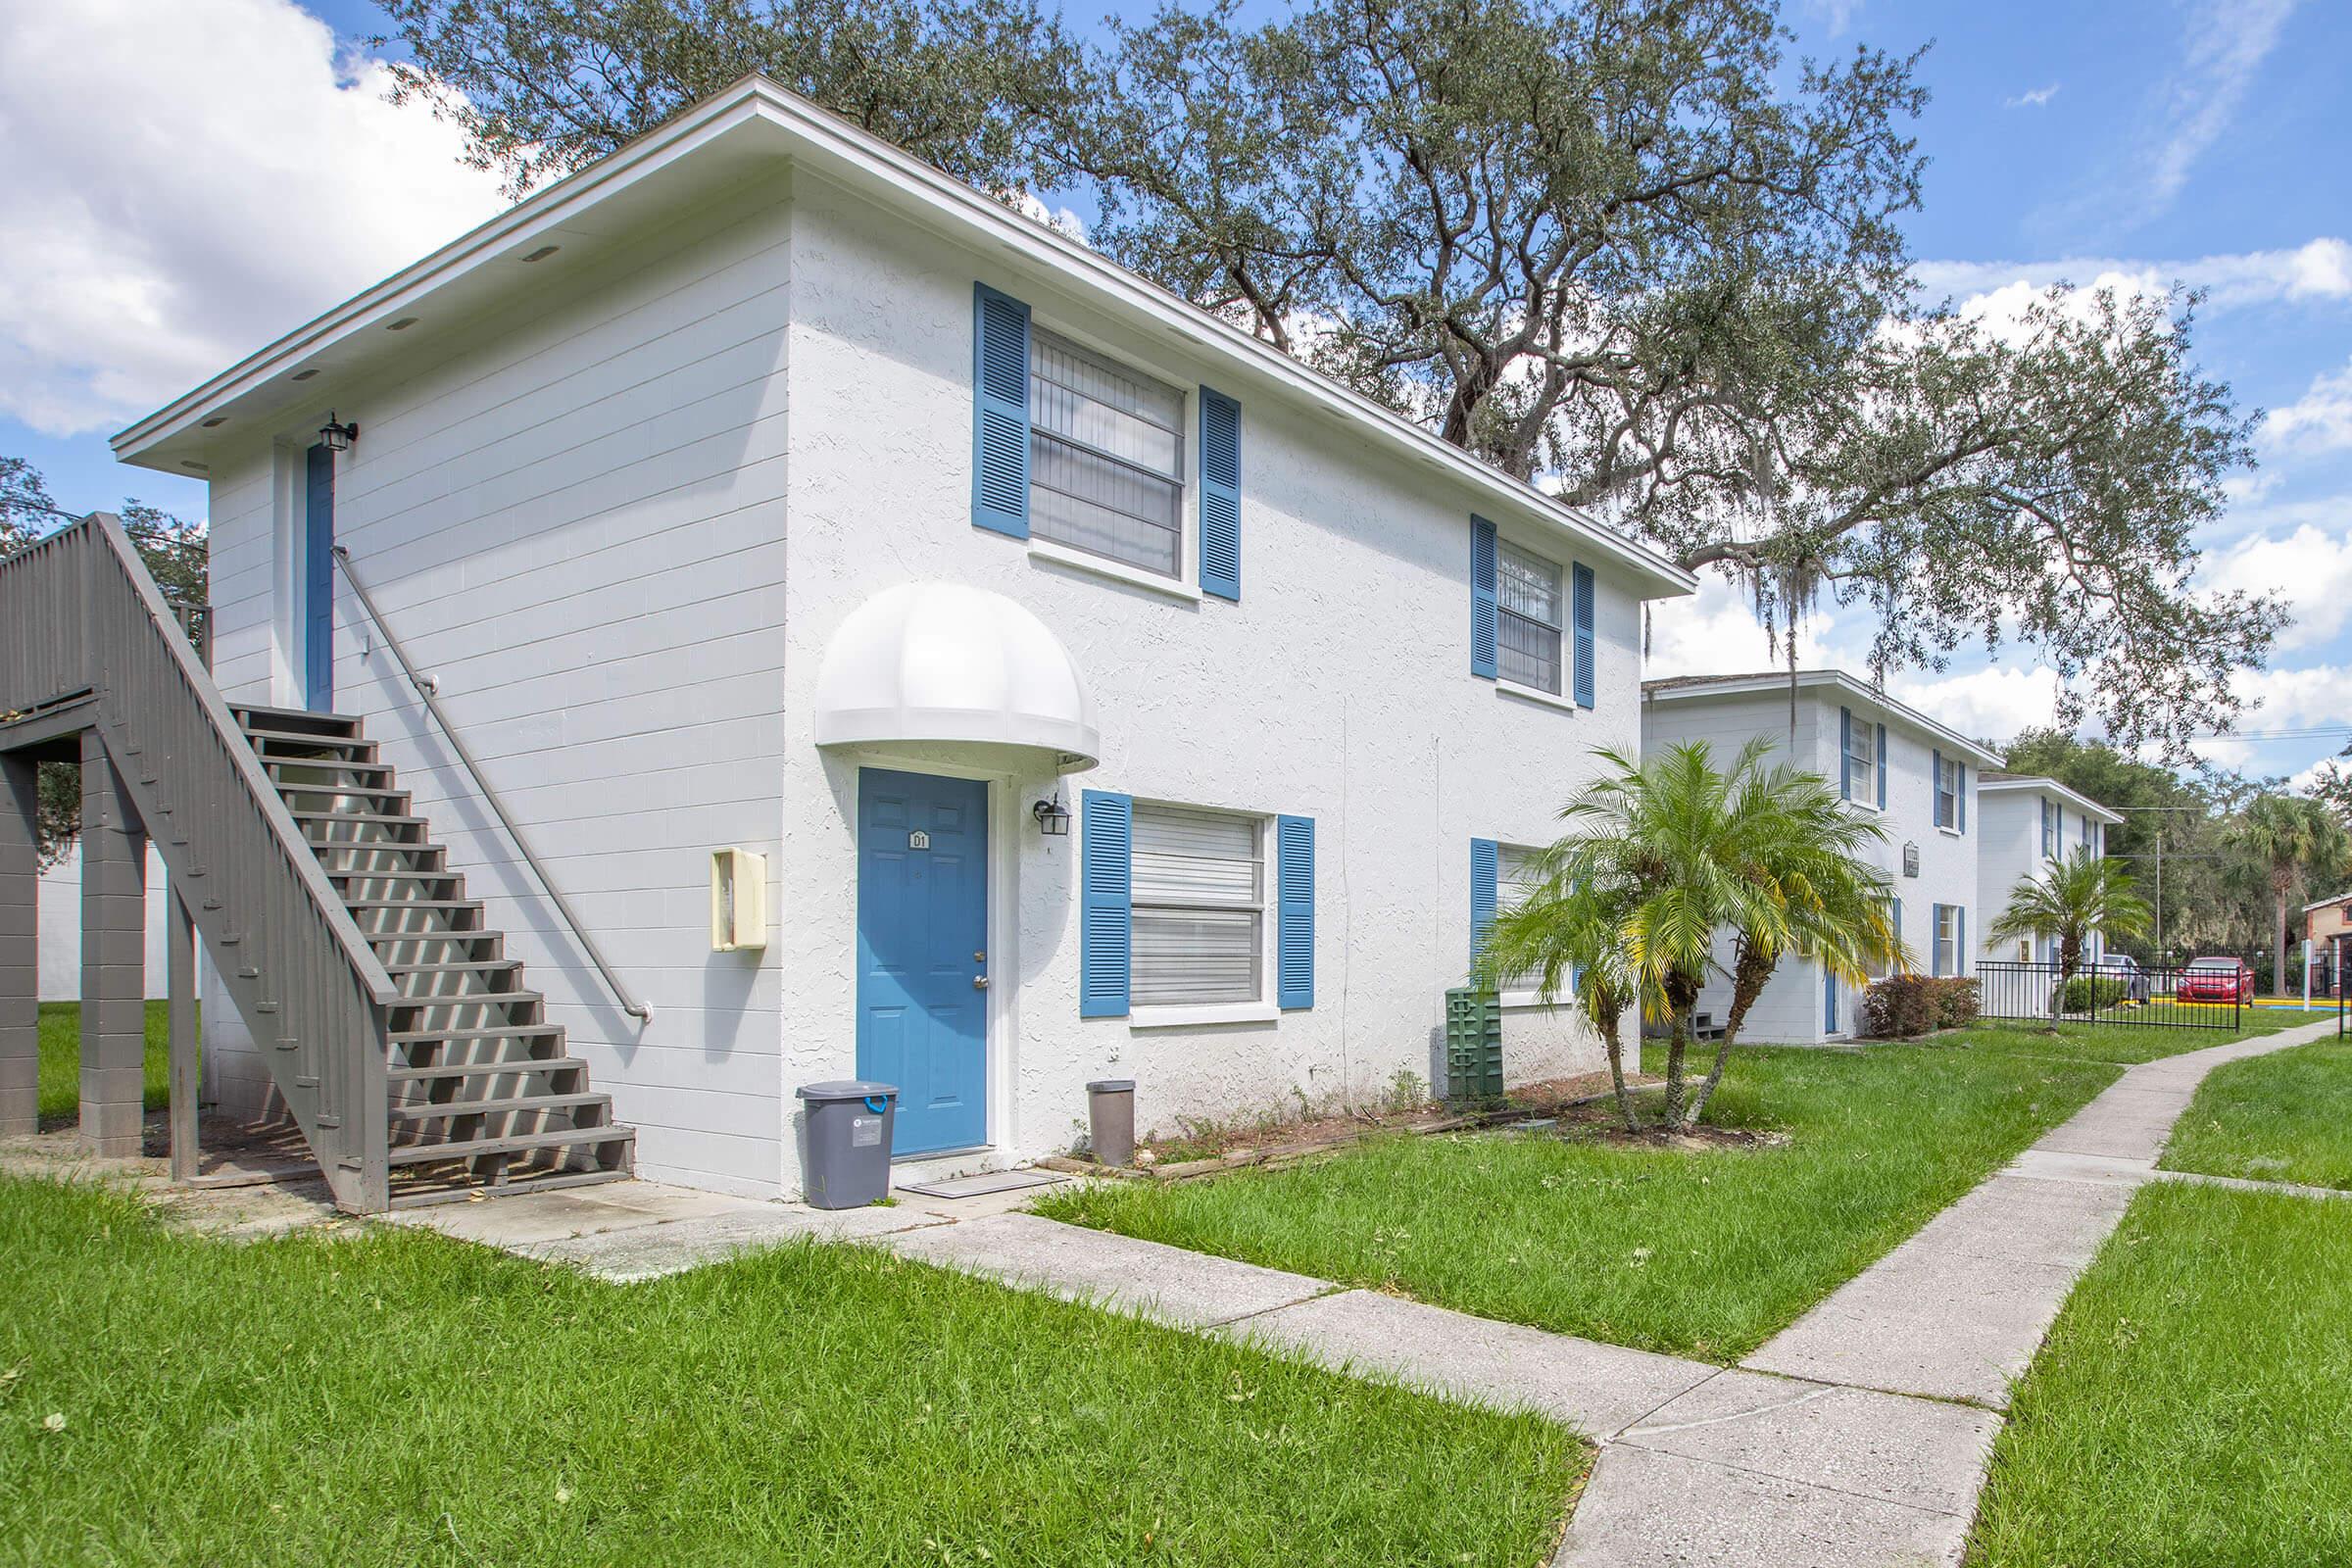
[1861,975,1982,1038]
[2060,973,2128,1013]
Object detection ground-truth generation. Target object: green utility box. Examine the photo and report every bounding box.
[1445,987,1505,1107]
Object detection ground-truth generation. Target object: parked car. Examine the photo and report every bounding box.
[2178,956,2254,1004]
[2090,953,2151,1004]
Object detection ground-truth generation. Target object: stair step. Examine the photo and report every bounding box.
[385,1166,632,1210]
[290,809,422,827]
[390,1093,608,1123]
[384,1125,633,1167]
[390,1054,588,1083]
[344,898,481,911]
[264,757,392,778]
[384,959,521,977]
[243,727,374,755]
[231,703,363,735]
[390,1023,564,1047]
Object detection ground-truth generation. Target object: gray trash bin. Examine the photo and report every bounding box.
[1087,1078,1136,1167]
[797,1080,898,1208]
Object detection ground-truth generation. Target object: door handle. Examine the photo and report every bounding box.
[973,975,990,990]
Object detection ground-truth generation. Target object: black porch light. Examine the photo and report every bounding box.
[1032,794,1071,837]
[318,411,360,453]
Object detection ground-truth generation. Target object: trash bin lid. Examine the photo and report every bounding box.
[796,1079,899,1102]
[1087,1078,1136,1093]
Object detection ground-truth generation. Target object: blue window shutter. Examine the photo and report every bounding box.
[971,283,1030,538]
[1199,387,1242,601]
[1276,814,1314,1009]
[1891,896,1903,971]
[2055,805,2064,850]
[1930,905,1944,977]
[1958,763,1967,834]
[1079,791,1131,1017]
[1470,517,1498,678]
[1957,905,1968,973]
[1571,562,1596,708]
[1824,968,1838,1033]
[1875,725,1887,810]
[1839,708,1852,800]
[1470,838,1499,969]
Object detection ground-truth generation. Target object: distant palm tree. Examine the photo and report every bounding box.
[1478,738,1899,1131]
[2226,795,2351,995]
[1986,849,2151,994]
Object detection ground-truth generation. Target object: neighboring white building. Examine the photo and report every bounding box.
[36,842,173,1004]
[1640,671,2000,1044]
[1975,773,2123,964]
[109,78,1696,1198]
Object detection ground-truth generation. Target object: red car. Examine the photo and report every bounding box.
[2177,956,2253,1004]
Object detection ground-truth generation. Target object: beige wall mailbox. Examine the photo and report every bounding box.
[710,847,767,952]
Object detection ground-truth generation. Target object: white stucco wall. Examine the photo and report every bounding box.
[36,842,173,1003]
[776,173,1641,1169]
[189,164,1668,1197]
[1641,682,1983,1044]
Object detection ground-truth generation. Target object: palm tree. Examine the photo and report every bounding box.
[1477,738,1898,1131]
[1985,848,2151,998]
[2226,795,2352,995]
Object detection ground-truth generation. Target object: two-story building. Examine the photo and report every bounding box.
[81,76,1698,1203]
[1640,670,1999,1044]
[1975,773,2124,965]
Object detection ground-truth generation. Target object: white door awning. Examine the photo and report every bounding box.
[811,582,1100,773]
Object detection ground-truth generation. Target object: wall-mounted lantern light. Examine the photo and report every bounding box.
[318,412,360,453]
[1032,794,1070,837]
[1902,841,1921,878]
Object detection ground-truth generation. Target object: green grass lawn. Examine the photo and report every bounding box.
[2160,1032,2352,1190]
[1952,1006,2330,1067]
[1968,1182,2352,1567]
[0,1177,1577,1567]
[35,1001,176,1122]
[1037,1039,2120,1362]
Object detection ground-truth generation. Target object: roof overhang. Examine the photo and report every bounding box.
[1642,669,2005,767]
[113,77,1696,602]
[1976,775,2125,825]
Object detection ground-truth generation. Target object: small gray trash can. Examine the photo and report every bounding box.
[1087,1078,1136,1167]
[797,1080,898,1208]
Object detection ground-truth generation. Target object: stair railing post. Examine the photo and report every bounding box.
[0,753,37,1136]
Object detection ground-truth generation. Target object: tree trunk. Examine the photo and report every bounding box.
[1686,940,1773,1126]
[2274,876,2291,1001]
[1597,1003,1638,1134]
[1659,972,1700,1127]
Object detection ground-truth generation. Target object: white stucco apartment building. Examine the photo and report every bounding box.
[1641,671,2000,1044]
[1974,773,2122,964]
[107,78,1696,1198]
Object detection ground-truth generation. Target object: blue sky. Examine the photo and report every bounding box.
[7,0,2348,781]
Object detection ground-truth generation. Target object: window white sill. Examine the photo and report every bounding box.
[1028,538,1202,603]
[1129,1002,1281,1030]
[1496,678,1580,714]
[1498,990,1571,1011]
[1937,825,1964,839]
[1840,798,1884,815]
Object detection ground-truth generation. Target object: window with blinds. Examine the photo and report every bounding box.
[1030,329,1186,578]
[1131,803,1264,1006]
[1496,845,1550,993]
[1497,542,1564,693]
[1845,717,1878,804]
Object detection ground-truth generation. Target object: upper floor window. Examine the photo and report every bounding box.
[1130,803,1263,1006]
[1497,542,1564,694]
[1844,718,1879,806]
[2041,798,2058,857]
[1935,756,1964,830]
[1030,328,1186,579]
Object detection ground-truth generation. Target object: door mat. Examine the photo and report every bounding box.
[897,1169,1068,1200]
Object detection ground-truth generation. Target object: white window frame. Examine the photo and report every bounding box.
[1845,718,1880,808]
[1025,324,1196,597]
[1935,757,1963,831]
[1495,539,1566,697]
[1126,801,1273,1023]
[2041,798,2059,858]
[1495,844,1568,1006]
[1934,904,1960,976]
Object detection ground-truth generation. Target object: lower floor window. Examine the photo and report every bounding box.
[1131,803,1263,1005]
[1935,905,1961,976]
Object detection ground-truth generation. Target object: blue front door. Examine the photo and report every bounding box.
[857,768,988,1154]
[303,443,335,709]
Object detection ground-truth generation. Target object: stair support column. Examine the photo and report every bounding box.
[0,754,36,1135]
[79,730,147,1156]
[168,886,199,1181]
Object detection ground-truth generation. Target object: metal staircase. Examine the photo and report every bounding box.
[233,703,634,1204]
[0,513,632,1210]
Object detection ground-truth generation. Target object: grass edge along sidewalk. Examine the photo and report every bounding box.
[2158,1030,2352,1191]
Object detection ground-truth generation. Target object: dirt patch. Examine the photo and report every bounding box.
[0,1109,341,1238]
[1528,1093,1791,1152]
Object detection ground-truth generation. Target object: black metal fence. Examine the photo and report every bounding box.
[1976,959,2242,1032]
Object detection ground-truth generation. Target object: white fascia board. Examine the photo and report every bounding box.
[111,77,1697,603]
[1642,669,2005,766]
[1976,775,2124,825]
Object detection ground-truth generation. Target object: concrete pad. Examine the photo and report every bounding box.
[387,1181,768,1248]
[1218,1289,1716,1440]
[1557,1442,1970,1568]
[1616,1370,2000,1516]
[2005,1148,2156,1187]
[1895,1172,2136,1270]
[2030,1107,2185,1162]
[2148,1167,2352,1201]
[525,1203,949,1282]
[881,1212,1331,1328]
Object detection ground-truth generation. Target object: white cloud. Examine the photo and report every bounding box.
[1642,574,1828,683]
[0,0,508,437]
[2141,0,2301,220]
[2201,523,2352,651]
[2265,359,2352,454]
[2004,84,2061,109]
[1887,665,2063,747]
[1912,238,2352,315]
[1004,190,1090,246]
[2229,662,2352,731]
